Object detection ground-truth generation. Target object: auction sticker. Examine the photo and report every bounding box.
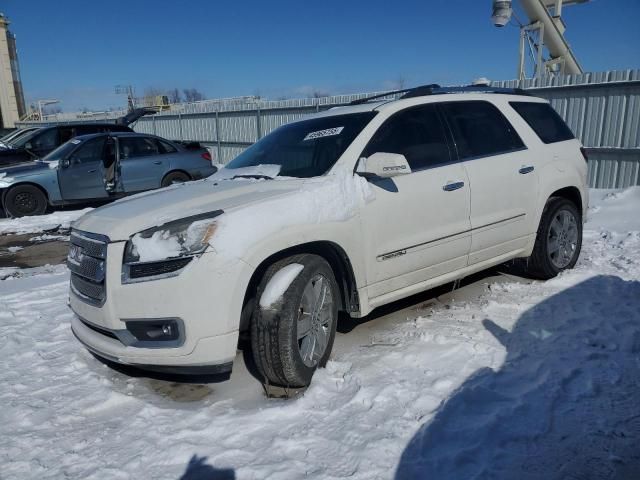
[303,126,344,141]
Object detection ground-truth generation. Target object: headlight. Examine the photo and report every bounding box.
[122,210,223,282]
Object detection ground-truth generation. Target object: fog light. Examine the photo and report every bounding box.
[125,319,181,343]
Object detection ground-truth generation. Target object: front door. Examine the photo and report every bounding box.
[58,136,109,201]
[440,100,539,265]
[118,136,167,193]
[359,104,472,301]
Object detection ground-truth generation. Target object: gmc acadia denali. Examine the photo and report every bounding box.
[68,85,588,388]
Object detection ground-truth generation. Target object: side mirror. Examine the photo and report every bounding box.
[59,158,70,169]
[24,142,33,150]
[356,152,412,178]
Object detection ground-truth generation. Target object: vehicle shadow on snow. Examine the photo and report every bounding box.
[178,454,235,480]
[395,275,640,480]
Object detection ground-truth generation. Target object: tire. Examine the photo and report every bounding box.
[251,254,339,388]
[525,197,582,280]
[4,184,48,217]
[161,171,190,187]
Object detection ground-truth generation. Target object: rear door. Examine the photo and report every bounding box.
[118,136,167,193]
[359,104,472,299]
[58,136,109,201]
[440,100,539,265]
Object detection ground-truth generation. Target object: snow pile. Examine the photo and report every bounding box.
[1,188,639,479]
[259,263,304,308]
[0,208,92,235]
[212,170,374,257]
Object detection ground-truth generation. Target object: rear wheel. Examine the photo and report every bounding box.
[525,197,582,279]
[161,171,190,187]
[251,254,339,388]
[4,184,48,217]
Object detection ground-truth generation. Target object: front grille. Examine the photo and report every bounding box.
[69,229,109,306]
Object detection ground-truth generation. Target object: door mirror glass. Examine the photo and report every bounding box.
[59,158,70,169]
[356,152,412,178]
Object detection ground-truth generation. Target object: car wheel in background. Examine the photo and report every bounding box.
[4,184,48,217]
[525,197,582,279]
[251,254,339,388]
[161,171,191,187]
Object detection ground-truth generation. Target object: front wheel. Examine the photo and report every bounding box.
[251,254,339,388]
[4,184,48,217]
[161,171,190,187]
[524,197,582,279]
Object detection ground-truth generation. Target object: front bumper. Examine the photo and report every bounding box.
[69,240,254,372]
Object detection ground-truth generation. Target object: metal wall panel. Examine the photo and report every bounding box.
[15,69,640,188]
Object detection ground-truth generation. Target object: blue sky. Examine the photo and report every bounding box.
[3,0,639,111]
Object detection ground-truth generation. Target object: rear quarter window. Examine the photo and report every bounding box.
[510,102,575,144]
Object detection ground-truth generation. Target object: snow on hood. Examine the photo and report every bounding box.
[210,170,374,258]
[73,176,303,241]
[208,164,282,181]
[74,169,375,248]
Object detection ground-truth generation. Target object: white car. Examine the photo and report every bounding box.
[69,86,588,387]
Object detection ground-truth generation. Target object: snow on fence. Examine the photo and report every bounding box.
[18,69,640,188]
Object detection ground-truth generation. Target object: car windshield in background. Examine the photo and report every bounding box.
[42,139,81,161]
[224,112,377,178]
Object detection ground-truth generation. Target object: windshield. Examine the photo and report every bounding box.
[42,138,82,161]
[2,128,39,147]
[224,112,377,178]
[11,128,46,148]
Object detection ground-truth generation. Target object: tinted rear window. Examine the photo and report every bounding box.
[510,102,575,144]
[441,101,525,160]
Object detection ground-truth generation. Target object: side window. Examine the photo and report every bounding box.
[69,137,106,164]
[441,101,525,160]
[59,127,78,144]
[29,128,59,151]
[363,105,451,171]
[156,139,178,154]
[119,137,159,160]
[510,102,575,144]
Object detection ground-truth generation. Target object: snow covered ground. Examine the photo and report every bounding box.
[0,207,91,235]
[1,188,639,479]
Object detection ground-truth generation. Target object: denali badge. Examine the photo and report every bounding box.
[379,250,407,261]
[382,165,407,172]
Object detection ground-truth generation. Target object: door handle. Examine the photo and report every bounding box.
[153,161,162,165]
[519,166,534,174]
[87,169,97,173]
[442,181,465,192]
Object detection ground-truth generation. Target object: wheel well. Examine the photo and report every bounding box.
[0,182,50,210]
[163,169,191,181]
[240,241,360,332]
[549,186,582,216]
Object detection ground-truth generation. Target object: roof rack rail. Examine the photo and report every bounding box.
[348,84,530,106]
[400,85,530,99]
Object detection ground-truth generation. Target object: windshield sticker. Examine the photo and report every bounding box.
[303,126,344,141]
[70,139,82,144]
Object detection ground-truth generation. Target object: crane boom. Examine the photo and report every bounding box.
[519,0,582,74]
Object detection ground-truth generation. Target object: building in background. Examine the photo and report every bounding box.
[0,13,26,128]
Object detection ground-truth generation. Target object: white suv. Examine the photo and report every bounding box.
[69,86,588,387]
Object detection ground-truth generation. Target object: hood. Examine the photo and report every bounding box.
[0,161,50,178]
[73,177,304,241]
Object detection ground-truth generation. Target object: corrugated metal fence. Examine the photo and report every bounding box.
[18,69,640,188]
